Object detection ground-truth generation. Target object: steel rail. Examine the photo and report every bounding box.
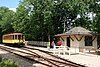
[22,48,71,67]
[0,46,52,67]
[23,46,85,67]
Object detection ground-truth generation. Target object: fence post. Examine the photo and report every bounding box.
[25,41,28,46]
[53,46,56,55]
[69,48,71,56]
[47,42,50,49]
[83,48,86,54]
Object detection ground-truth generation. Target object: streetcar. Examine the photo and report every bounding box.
[2,32,25,47]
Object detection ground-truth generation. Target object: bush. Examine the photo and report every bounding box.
[0,59,19,67]
[97,51,100,55]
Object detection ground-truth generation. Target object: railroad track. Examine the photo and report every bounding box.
[23,46,86,67]
[0,45,85,67]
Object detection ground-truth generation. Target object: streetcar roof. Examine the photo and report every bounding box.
[3,33,23,36]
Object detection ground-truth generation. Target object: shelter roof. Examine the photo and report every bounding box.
[55,27,98,36]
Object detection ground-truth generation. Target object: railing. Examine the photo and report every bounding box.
[50,46,71,56]
[79,47,97,54]
[25,41,48,47]
[50,46,81,56]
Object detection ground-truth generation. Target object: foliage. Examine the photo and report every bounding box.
[0,59,19,67]
[12,4,29,33]
[12,0,89,41]
[0,0,100,42]
[0,7,15,34]
[52,0,88,32]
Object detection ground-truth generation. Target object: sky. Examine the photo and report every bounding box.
[0,0,21,11]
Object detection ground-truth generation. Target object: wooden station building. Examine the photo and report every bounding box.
[55,27,98,53]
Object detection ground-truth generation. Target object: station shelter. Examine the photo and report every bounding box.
[55,27,98,53]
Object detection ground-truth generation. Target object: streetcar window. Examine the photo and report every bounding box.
[13,35,14,40]
[22,35,23,39]
[15,35,17,39]
[18,35,21,40]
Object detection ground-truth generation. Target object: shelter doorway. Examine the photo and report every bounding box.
[67,37,70,47]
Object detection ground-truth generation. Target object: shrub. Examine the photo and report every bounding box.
[97,51,100,55]
[0,59,19,67]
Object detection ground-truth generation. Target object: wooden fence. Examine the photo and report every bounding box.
[25,41,48,47]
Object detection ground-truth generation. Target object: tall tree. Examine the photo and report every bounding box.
[52,0,89,32]
[13,0,98,41]
[91,0,100,33]
[0,7,14,34]
[13,0,55,41]
[12,4,29,33]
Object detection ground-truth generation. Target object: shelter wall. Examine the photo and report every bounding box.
[79,36,97,49]
[93,37,97,48]
[61,35,97,49]
[70,35,80,48]
[60,36,68,46]
[79,36,85,48]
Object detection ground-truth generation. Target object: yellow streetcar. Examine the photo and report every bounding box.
[3,32,25,47]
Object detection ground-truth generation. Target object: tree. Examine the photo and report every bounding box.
[90,0,100,33]
[52,0,89,32]
[12,4,29,33]
[14,0,90,41]
[0,7,15,34]
[13,0,54,41]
